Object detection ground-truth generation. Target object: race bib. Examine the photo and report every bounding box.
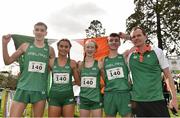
[28,61,46,73]
[106,67,124,80]
[53,73,69,84]
[81,77,96,88]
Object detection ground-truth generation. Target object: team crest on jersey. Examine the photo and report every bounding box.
[133,55,137,59]
[54,66,57,68]
[147,54,151,58]
[65,66,70,69]
[44,48,48,51]
[105,58,108,62]
[92,67,97,71]
[118,56,122,59]
[29,45,33,48]
[41,91,46,95]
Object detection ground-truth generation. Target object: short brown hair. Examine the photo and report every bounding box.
[130,26,146,36]
[34,22,48,30]
[109,33,120,38]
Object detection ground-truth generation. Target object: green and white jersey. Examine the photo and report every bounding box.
[104,54,130,92]
[50,58,73,93]
[80,61,102,102]
[17,43,49,92]
[128,47,169,101]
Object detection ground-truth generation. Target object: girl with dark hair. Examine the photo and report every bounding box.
[48,39,80,117]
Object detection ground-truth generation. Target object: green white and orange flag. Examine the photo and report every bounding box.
[11,34,57,71]
[75,36,109,60]
[11,34,57,50]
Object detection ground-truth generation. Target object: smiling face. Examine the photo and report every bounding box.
[108,36,120,50]
[84,40,97,57]
[33,24,47,41]
[130,28,147,47]
[57,40,71,56]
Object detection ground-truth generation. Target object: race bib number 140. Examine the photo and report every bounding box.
[53,73,69,84]
[28,61,46,73]
[106,67,124,80]
[81,77,96,88]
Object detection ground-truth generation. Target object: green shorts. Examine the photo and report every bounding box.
[48,97,74,107]
[13,88,47,104]
[48,90,74,107]
[104,92,131,116]
[80,97,103,110]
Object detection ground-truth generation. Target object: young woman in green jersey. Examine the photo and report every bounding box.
[78,39,103,117]
[2,22,55,117]
[48,39,80,117]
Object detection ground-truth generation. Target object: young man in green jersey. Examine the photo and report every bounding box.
[101,33,131,117]
[2,22,55,117]
[119,27,178,117]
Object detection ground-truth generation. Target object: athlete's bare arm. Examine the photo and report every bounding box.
[2,34,29,65]
[71,60,80,86]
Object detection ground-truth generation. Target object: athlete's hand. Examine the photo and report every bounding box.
[119,32,128,40]
[2,34,11,45]
[169,97,178,112]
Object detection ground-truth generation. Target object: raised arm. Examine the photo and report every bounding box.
[119,32,131,40]
[2,34,28,65]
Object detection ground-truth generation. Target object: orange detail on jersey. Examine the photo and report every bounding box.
[135,44,151,62]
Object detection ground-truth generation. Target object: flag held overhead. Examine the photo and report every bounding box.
[75,36,109,60]
[11,34,57,49]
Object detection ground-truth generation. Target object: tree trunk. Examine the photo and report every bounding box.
[156,0,163,49]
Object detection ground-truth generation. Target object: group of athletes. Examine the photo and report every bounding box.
[2,22,178,117]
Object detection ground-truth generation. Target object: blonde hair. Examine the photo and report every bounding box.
[81,39,98,69]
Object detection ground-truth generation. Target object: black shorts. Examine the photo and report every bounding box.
[131,100,170,117]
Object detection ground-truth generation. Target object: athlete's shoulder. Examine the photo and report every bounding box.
[70,59,77,64]
[70,59,77,69]
[152,46,161,50]
[151,46,164,56]
[49,46,55,58]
